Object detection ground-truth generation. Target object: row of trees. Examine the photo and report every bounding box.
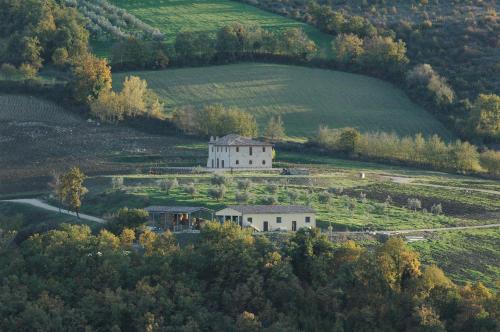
[173,104,288,139]
[0,222,496,331]
[109,23,318,69]
[72,0,164,41]
[316,127,499,175]
[173,104,258,137]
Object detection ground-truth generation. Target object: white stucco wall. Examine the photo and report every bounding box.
[242,213,315,231]
[215,209,316,232]
[207,144,272,169]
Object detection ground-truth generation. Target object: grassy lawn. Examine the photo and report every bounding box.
[410,228,500,290]
[0,202,98,231]
[106,0,333,57]
[113,63,453,138]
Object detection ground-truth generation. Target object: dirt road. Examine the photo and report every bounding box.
[1,199,106,223]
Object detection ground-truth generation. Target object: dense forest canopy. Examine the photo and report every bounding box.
[0,0,89,70]
[0,222,497,331]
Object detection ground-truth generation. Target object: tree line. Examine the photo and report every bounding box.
[110,22,318,70]
[316,126,499,175]
[0,221,497,331]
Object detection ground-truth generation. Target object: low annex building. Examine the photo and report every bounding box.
[207,134,273,169]
[145,206,214,232]
[215,205,316,232]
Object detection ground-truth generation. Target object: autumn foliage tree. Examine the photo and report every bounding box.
[70,53,112,104]
[59,167,88,218]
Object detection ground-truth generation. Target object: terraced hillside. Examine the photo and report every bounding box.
[0,94,206,196]
[114,63,453,138]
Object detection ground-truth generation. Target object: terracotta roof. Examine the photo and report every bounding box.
[210,134,271,146]
[225,205,315,214]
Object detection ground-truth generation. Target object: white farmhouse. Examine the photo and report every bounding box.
[215,205,316,232]
[207,134,273,169]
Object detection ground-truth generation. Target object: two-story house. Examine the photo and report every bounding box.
[207,134,273,169]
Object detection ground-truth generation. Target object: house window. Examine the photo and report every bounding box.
[276,217,282,223]
[236,160,239,165]
[247,217,252,223]
[249,147,253,155]
[236,147,239,152]
[263,147,266,152]
[262,160,266,165]
[249,160,253,165]
[305,216,311,223]
[212,147,214,152]
[225,147,228,152]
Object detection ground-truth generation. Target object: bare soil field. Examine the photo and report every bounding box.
[0,94,206,195]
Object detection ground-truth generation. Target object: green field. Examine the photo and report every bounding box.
[114,63,453,138]
[410,229,500,289]
[104,0,332,57]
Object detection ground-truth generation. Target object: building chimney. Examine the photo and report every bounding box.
[210,136,214,142]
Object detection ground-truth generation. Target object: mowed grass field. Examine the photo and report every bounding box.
[105,0,333,56]
[113,63,453,138]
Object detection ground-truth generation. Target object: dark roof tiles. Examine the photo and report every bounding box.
[145,206,212,213]
[225,205,315,214]
[210,134,272,146]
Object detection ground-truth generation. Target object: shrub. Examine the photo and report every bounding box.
[261,195,278,205]
[111,176,124,190]
[208,185,226,201]
[266,183,279,194]
[159,178,178,194]
[407,198,422,211]
[107,207,148,234]
[237,179,252,191]
[318,191,331,204]
[19,63,38,79]
[0,63,18,78]
[344,196,357,212]
[480,150,500,176]
[287,190,299,202]
[235,190,251,203]
[430,203,443,215]
[328,186,344,195]
[371,203,387,215]
[184,183,197,198]
[52,48,69,67]
[211,174,230,186]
